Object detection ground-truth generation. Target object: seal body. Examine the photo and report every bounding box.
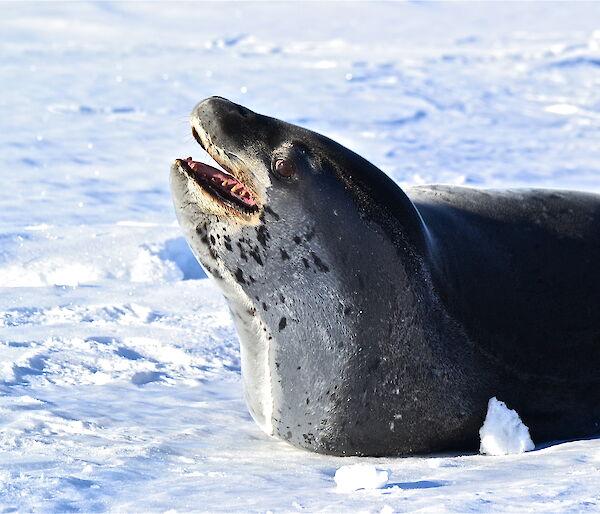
[170,97,600,456]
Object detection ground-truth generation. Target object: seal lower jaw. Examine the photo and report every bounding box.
[173,145,263,223]
[175,157,259,217]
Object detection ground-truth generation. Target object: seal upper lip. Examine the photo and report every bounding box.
[176,128,259,214]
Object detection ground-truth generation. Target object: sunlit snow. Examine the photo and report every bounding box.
[1,1,600,512]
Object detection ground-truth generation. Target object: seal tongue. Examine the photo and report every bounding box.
[183,157,257,208]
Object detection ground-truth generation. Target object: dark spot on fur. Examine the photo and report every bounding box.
[278,317,287,331]
[306,398,309,405]
[311,252,329,272]
[209,235,216,245]
[236,242,248,261]
[302,257,310,268]
[235,268,246,284]
[279,293,285,303]
[303,433,315,444]
[262,302,268,311]
[280,249,290,261]
[293,236,301,245]
[256,225,270,247]
[247,307,256,316]
[223,235,232,251]
[344,306,353,315]
[305,227,316,241]
[297,366,301,370]
[264,206,280,220]
[249,248,263,265]
[249,275,256,283]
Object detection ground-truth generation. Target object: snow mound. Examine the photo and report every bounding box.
[130,244,184,283]
[130,238,206,283]
[479,397,535,456]
[334,464,389,492]
[0,227,205,287]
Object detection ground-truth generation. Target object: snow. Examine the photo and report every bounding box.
[1,1,600,512]
[479,397,535,456]
[334,464,390,493]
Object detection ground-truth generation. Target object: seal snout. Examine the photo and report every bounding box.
[193,96,253,124]
[173,96,262,218]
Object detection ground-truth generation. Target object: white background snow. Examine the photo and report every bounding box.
[1,1,600,512]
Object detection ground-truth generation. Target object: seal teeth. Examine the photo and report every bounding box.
[179,155,258,212]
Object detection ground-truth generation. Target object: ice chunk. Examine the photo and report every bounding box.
[479,397,535,456]
[334,464,389,492]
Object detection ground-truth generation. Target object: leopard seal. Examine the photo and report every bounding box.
[170,96,600,456]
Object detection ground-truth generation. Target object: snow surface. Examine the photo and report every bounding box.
[2,1,600,512]
[479,397,535,456]
[334,465,390,493]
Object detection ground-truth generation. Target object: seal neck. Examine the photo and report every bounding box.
[336,160,431,258]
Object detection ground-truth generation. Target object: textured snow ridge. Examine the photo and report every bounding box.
[334,464,390,492]
[2,1,600,512]
[480,397,536,456]
[0,225,205,288]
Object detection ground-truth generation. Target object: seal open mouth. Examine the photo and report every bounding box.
[175,127,258,215]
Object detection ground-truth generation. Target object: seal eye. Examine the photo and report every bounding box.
[274,158,294,178]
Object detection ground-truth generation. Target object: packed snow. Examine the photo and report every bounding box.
[479,397,535,456]
[1,1,600,512]
[334,464,390,493]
